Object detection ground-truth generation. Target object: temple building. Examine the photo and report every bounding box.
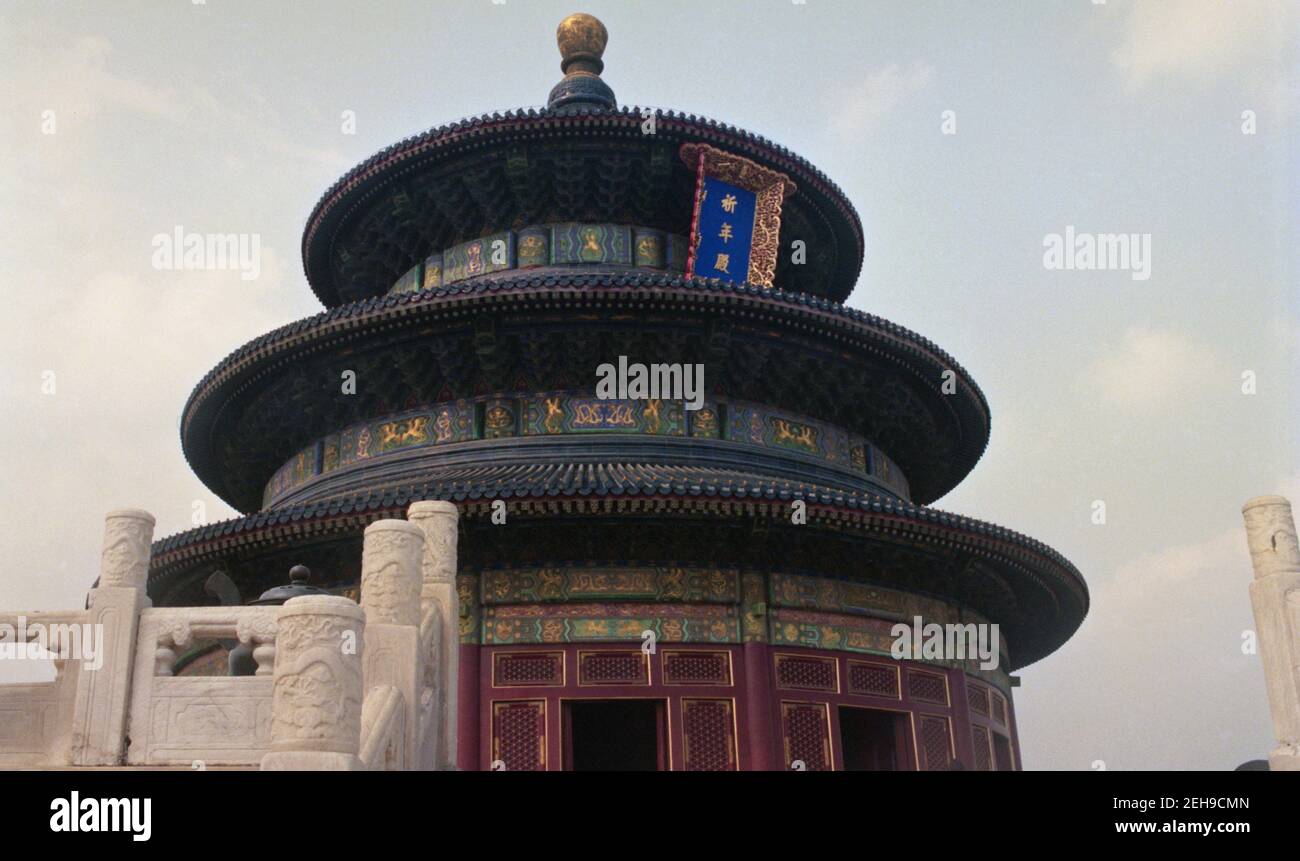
[147,14,1088,771]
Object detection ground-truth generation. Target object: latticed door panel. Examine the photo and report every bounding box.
[681,698,737,771]
[971,725,993,771]
[992,732,1015,771]
[491,700,546,771]
[917,715,953,771]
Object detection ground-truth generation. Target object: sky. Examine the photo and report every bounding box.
[0,0,1296,770]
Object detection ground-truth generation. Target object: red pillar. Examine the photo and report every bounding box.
[743,642,776,770]
[456,642,480,771]
[949,668,976,769]
[1007,684,1024,771]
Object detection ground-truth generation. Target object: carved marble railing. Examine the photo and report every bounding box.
[409,501,459,770]
[415,606,443,769]
[360,685,406,770]
[125,606,279,766]
[0,509,155,767]
[0,503,461,770]
[0,610,90,766]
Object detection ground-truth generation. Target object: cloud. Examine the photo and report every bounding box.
[1079,325,1226,415]
[828,62,934,137]
[1023,469,1300,769]
[1111,0,1295,91]
[2,20,350,174]
[1023,518,1275,769]
[67,35,181,119]
[3,27,182,131]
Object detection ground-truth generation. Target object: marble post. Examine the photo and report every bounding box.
[260,596,366,770]
[407,501,460,770]
[68,509,154,765]
[1241,495,1300,771]
[359,519,424,769]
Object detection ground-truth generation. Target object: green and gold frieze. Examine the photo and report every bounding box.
[551,223,632,265]
[482,602,737,645]
[261,391,908,506]
[264,444,320,503]
[385,222,690,297]
[770,572,911,617]
[771,607,899,653]
[481,566,738,605]
[522,395,686,436]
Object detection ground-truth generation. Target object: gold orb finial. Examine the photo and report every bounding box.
[557,13,608,76]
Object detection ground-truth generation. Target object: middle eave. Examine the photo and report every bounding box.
[180,271,991,511]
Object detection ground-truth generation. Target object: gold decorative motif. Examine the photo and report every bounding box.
[573,401,635,427]
[378,416,429,450]
[643,399,662,434]
[692,407,718,437]
[635,235,661,264]
[543,397,564,434]
[772,417,818,452]
[434,409,454,442]
[581,227,601,259]
[485,405,513,431]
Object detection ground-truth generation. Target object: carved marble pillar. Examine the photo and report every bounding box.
[260,596,365,770]
[359,519,423,769]
[1242,496,1300,771]
[68,509,154,765]
[407,500,460,770]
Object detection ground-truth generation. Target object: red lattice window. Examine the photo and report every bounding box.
[577,651,649,686]
[907,670,949,705]
[846,661,899,699]
[663,651,732,686]
[491,700,545,771]
[781,702,832,771]
[493,652,564,687]
[918,715,953,771]
[967,682,990,716]
[971,725,992,771]
[681,699,737,771]
[774,654,839,692]
[991,691,1008,725]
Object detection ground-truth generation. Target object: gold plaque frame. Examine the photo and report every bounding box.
[680,143,797,289]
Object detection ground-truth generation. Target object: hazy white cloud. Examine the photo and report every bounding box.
[1111,0,1294,91]
[1079,325,1226,414]
[828,62,934,137]
[1030,525,1268,769]
[3,26,180,130]
[1021,468,1300,769]
[2,20,349,175]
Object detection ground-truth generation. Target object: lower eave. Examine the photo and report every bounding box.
[148,470,1087,669]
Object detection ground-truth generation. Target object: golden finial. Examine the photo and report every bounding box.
[556,13,609,77]
[548,13,615,110]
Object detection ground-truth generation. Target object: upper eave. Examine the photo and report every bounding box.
[301,105,865,306]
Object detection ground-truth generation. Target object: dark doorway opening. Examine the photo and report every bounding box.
[838,706,907,771]
[565,700,665,771]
